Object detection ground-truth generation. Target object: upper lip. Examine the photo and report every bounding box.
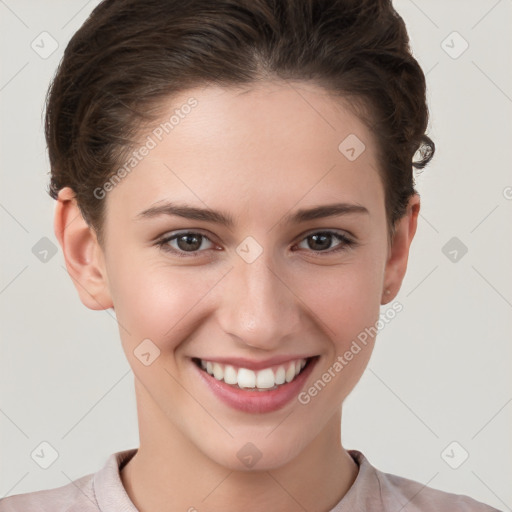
[192,355,317,371]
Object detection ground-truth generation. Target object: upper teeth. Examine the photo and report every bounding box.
[200,358,307,390]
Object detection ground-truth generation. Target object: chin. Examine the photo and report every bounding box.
[196,431,307,472]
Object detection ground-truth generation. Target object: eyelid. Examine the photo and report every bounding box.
[157,228,217,243]
[295,227,355,242]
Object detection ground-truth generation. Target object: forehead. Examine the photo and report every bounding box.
[106,80,383,222]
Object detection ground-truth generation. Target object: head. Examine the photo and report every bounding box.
[48,0,434,471]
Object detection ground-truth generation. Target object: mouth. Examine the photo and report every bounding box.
[191,355,319,413]
[192,356,315,390]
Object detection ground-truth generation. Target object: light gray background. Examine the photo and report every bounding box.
[1,0,511,509]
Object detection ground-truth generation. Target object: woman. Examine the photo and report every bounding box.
[0,0,501,510]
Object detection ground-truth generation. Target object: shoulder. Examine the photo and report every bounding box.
[0,448,137,512]
[378,469,500,511]
[347,450,501,512]
[0,473,96,512]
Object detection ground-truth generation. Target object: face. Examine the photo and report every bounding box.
[65,80,406,471]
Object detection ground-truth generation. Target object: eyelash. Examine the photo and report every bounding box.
[155,230,357,258]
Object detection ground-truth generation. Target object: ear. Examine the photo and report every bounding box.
[381,194,420,305]
[54,187,113,311]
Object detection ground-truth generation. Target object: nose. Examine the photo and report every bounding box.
[216,251,303,351]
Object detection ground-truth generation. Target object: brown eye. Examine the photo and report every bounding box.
[296,231,355,254]
[307,233,334,251]
[157,231,215,257]
[175,233,203,252]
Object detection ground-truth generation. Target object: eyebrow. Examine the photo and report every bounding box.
[135,201,369,227]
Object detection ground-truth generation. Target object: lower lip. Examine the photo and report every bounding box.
[193,357,318,413]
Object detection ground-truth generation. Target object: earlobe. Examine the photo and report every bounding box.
[381,194,420,305]
[54,187,113,311]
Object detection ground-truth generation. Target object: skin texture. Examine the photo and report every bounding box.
[54,80,419,512]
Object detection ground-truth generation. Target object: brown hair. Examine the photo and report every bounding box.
[45,0,435,247]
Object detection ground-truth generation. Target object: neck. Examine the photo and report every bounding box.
[121,380,359,512]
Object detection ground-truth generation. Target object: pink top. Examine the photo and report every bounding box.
[0,448,500,511]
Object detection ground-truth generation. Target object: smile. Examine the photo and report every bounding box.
[193,357,310,391]
[191,356,319,413]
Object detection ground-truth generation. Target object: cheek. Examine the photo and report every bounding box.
[294,258,384,410]
[107,256,219,352]
[298,251,385,345]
